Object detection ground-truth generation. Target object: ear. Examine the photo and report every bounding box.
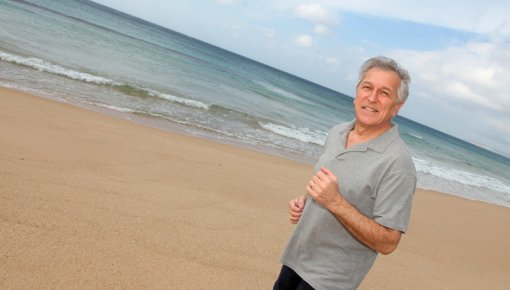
[393,102,404,117]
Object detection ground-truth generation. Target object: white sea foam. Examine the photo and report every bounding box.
[0,50,116,85]
[413,158,510,195]
[94,103,137,113]
[0,51,211,112]
[145,89,210,110]
[408,133,423,139]
[259,122,326,145]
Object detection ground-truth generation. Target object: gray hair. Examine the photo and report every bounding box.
[358,56,411,103]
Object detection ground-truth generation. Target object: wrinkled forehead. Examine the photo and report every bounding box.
[359,68,401,89]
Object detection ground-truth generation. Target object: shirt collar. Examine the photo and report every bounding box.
[342,119,399,153]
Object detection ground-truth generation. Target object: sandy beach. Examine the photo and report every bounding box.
[1,87,509,289]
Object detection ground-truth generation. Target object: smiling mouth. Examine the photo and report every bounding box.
[362,105,378,112]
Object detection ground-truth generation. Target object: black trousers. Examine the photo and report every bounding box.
[273,265,315,290]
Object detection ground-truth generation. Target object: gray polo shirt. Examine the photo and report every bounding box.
[281,120,416,290]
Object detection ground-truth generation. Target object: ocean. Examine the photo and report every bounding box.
[1,0,509,207]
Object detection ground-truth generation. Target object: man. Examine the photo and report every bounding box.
[274,56,417,290]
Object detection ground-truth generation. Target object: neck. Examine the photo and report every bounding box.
[347,121,392,148]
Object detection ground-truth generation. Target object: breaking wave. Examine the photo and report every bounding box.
[0,50,209,110]
[258,122,327,145]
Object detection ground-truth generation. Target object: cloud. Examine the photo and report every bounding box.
[294,3,338,34]
[319,0,510,35]
[390,38,510,153]
[395,39,510,112]
[294,34,314,47]
[314,24,328,34]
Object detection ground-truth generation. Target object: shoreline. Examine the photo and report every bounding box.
[12,86,510,208]
[2,86,509,289]
[25,85,318,166]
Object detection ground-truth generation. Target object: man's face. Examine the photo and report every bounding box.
[354,68,403,129]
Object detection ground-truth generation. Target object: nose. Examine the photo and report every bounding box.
[367,90,378,102]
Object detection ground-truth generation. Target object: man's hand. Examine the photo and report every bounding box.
[306,167,402,255]
[289,195,307,224]
[306,167,344,210]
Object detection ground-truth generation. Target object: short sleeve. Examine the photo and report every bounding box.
[373,171,417,233]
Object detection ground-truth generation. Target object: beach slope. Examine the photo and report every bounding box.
[1,87,509,289]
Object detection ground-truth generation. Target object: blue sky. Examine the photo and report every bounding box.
[94,0,510,156]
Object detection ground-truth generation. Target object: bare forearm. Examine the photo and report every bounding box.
[329,199,401,255]
[307,167,401,254]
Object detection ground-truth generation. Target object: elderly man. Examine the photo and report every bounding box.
[274,56,417,290]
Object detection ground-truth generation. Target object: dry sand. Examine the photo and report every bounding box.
[1,87,509,289]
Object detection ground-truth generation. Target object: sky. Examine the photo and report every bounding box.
[93,0,510,157]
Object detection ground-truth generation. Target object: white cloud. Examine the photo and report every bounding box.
[390,38,510,152]
[318,0,510,35]
[294,3,333,23]
[294,34,313,47]
[313,24,328,35]
[395,40,510,112]
[294,3,338,34]
[445,81,496,110]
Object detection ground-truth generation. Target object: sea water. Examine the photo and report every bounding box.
[1,0,509,207]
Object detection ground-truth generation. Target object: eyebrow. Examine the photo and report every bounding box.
[359,81,393,92]
[359,81,394,92]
